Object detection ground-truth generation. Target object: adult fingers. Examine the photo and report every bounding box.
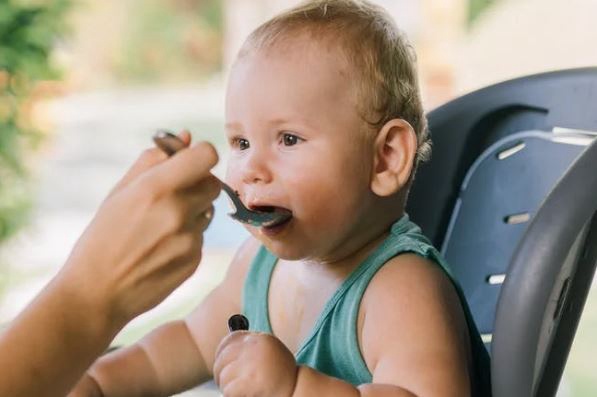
[183,174,222,207]
[146,229,204,275]
[191,204,215,233]
[123,232,204,315]
[177,130,192,146]
[107,147,167,199]
[113,178,218,268]
[147,141,219,193]
[153,178,219,234]
[108,130,192,197]
[180,176,221,223]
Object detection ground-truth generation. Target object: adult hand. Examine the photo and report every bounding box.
[0,131,221,397]
[213,332,298,397]
[59,131,221,328]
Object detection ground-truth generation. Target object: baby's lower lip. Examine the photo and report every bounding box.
[260,216,292,237]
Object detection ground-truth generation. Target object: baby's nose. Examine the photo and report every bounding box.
[240,151,273,185]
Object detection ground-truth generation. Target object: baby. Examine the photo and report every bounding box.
[70,0,490,396]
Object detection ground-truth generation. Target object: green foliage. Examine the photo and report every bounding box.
[116,0,224,84]
[0,0,71,242]
[468,0,498,27]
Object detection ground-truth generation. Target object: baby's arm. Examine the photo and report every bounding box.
[70,238,259,397]
[292,253,472,397]
[213,253,473,397]
[72,320,206,396]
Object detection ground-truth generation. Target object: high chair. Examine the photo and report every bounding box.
[406,68,597,397]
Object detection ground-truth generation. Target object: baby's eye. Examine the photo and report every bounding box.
[230,137,250,150]
[238,138,250,150]
[281,133,302,147]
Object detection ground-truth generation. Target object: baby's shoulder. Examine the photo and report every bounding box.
[358,253,469,374]
[361,252,460,318]
[368,253,448,291]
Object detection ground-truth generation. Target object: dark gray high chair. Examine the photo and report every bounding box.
[406,68,597,397]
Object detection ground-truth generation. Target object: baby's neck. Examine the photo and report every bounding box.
[300,209,404,276]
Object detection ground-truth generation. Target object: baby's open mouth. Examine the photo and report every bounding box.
[250,205,293,228]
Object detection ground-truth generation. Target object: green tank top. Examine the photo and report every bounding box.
[242,214,491,395]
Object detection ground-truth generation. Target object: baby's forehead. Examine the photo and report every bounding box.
[229,51,357,115]
[226,29,370,123]
[241,27,356,73]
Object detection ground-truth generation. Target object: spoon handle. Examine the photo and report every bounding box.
[153,129,187,156]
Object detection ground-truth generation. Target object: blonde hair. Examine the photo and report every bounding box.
[238,0,431,166]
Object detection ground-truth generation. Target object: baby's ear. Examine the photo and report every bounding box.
[370,119,417,197]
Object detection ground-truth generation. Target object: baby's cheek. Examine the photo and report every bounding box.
[223,162,238,186]
[287,163,359,223]
[297,186,352,230]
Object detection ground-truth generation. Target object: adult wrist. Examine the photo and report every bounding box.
[54,257,125,340]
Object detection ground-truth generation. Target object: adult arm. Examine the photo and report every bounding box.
[0,135,220,397]
[70,238,260,396]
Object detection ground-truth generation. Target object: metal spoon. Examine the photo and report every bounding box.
[152,129,292,228]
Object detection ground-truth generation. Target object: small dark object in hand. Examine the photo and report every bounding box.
[228,314,250,332]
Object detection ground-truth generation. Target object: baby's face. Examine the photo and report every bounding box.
[225,37,377,261]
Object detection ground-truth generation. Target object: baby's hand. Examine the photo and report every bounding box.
[213,332,298,397]
[67,373,103,397]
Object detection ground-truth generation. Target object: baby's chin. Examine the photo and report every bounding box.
[258,239,310,261]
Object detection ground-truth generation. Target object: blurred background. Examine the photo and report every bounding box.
[0,0,596,395]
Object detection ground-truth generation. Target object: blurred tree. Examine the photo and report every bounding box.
[116,0,223,84]
[468,0,500,26]
[0,0,71,243]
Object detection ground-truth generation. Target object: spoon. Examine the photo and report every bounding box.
[152,129,292,228]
